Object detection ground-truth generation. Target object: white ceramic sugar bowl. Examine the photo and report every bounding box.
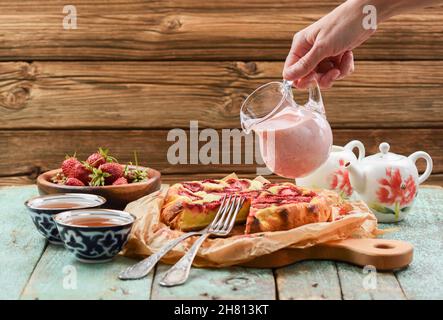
[346,142,433,223]
[296,140,365,199]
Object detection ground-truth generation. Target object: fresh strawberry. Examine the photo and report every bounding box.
[124,166,148,183]
[65,177,85,186]
[86,147,117,168]
[99,163,123,184]
[89,167,111,186]
[124,168,136,182]
[113,177,128,185]
[86,153,106,168]
[61,154,80,178]
[72,162,92,184]
[123,151,148,183]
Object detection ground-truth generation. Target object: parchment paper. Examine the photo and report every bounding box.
[121,181,379,268]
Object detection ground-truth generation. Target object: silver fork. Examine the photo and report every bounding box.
[159,194,245,287]
[119,195,230,280]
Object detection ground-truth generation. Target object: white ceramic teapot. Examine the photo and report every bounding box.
[296,140,365,199]
[346,142,433,223]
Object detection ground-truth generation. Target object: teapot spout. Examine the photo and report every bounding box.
[345,161,366,194]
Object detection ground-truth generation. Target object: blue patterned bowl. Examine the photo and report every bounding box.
[53,209,135,263]
[24,193,106,245]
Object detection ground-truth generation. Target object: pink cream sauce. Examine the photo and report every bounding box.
[252,107,332,178]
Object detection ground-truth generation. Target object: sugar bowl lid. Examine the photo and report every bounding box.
[365,142,405,162]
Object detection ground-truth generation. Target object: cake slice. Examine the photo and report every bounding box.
[160,174,268,231]
[161,175,336,233]
[245,183,332,233]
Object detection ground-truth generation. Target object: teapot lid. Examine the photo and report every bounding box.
[365,142,405,162]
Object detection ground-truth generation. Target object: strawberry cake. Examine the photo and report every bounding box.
[160,174,342,233]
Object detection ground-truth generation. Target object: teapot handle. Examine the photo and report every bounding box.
[344,140,365,160]
[408,151,433,185]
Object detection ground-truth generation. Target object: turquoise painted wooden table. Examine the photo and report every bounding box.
[1,185,442,300]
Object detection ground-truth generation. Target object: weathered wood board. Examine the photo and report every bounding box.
[152,263,275,300]
[336,263,405,300]
[0,129,441,178]
[0,1,442,60]
[380,187,443,300]
[275,261,341,300]
[21,245,153,300]
[0,175,35,186]
[0,186,46,299]
[1,185,443,299]
[1,61,442,129]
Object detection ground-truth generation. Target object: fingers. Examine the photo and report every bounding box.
[284,34,302,72]
[294,72,316,89]
[283,41,327,81]
[318,68,341,89]
[283,32,355,89]
[337,50,354,80]
[284,33,310,70]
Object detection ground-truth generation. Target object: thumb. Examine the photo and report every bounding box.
[283,44,327,81]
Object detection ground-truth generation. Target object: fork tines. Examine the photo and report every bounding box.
[209,195,245,236]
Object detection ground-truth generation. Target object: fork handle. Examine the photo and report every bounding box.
[159,233,210,287]
[118,231,201,280]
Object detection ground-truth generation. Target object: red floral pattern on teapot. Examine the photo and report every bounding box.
[329,159,352,197]
[376,168,416,207]
[347,142,432,223]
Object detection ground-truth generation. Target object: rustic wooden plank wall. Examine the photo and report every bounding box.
[0,0,442,185]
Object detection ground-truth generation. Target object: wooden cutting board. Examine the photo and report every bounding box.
[241,238,413,271]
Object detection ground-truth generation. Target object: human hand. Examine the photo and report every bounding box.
[283,0,377,89]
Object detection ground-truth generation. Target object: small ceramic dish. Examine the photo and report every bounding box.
[24,193,106,245]
[37,166,161,209]
[53,209,135,263]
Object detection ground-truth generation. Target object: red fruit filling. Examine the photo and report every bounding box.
[252,193,314,207]
[178,188,203,201]
[184,198,224,212]
[225,178,251,191]
[182,182,204,193]
[202,179,219,184]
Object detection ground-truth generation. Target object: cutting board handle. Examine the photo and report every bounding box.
[318,238,414,271]
[241,238,413,270]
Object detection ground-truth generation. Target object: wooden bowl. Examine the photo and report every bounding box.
[37,166,161,210]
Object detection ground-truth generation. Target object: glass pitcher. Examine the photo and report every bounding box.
[240,80,332,178]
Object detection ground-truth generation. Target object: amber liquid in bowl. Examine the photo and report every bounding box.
[60,212,132,227]
[65,216,125,227]
[35,202,91,210]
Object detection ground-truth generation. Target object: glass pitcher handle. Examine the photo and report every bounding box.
[283,80,325,116]
[306,81,326,116]
[283,79,293,91]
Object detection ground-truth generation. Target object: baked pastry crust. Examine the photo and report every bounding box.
[161,175,338,233]
[245,183,332,233]
[161,174,264,231]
